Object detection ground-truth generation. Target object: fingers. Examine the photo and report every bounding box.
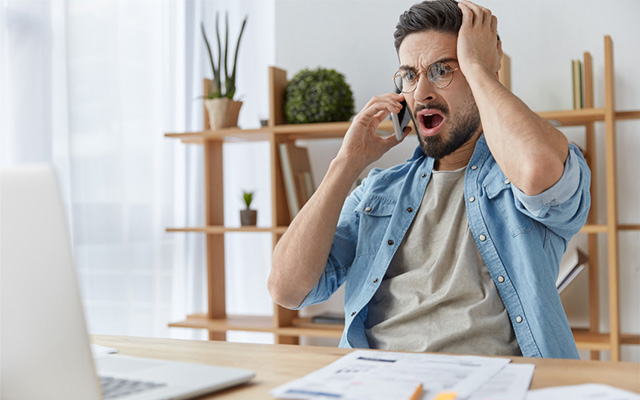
[491,15,498,35]
[357,93,404,124]
[458,1,493,28]
[361,92,404,111]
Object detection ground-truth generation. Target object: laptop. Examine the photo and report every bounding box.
[0,165,255,400]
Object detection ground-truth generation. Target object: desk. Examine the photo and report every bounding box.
[92,335,640,398]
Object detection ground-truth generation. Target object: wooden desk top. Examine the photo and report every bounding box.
[92,335,640,399]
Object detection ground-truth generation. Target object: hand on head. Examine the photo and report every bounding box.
[456,0,503,77]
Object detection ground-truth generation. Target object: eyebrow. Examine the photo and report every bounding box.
[399,57,458,71]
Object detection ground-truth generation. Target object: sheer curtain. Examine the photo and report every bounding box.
[1,0,192,339]
[1,0,276,341]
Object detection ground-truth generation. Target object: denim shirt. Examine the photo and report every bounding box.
[296,135,591,359]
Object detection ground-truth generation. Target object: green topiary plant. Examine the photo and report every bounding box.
[284,68,355,124]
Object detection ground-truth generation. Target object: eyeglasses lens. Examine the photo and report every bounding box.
[428,63,453,89]
[394,63,454,93]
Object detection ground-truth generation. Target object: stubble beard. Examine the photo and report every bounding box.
[414,98,481,160]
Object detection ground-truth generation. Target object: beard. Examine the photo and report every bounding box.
[412,98,481,160]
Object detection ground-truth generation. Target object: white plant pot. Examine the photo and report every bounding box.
[205,98,231,130]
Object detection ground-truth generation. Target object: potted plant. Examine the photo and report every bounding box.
[284,67,355,124]
[201,13,247,130]
[240,190,257,226]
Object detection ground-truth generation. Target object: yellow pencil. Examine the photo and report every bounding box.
[408,383,423,400]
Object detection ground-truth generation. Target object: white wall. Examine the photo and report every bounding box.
[272,0,640,361]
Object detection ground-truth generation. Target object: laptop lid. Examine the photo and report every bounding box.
[1,165,102,400]
[1,165,255,400]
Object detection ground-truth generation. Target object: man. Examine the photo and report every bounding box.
[268,0,590,359]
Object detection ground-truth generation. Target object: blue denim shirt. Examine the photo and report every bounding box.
[296,135,591,359]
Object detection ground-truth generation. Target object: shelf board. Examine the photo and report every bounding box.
[572,329,640,351]
[169,314,275,333]
[537,108,640,126]
[165,120,395,144]
[166,226,288,234]
[579,224,640,234]
[572,329,613,351]
[167,224,637,235]
[166,108,639,144]
[169,317,640,347]
[580,224,609,234]
[278,318,344,339]
[168,314,343,338]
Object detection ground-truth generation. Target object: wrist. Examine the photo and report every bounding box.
[330,155,365,183]
[461,62,500,90]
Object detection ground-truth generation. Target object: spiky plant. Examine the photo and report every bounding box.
[241,191,254,209]
[201,13,247,99]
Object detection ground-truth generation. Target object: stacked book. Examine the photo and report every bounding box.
[279,142,316,219]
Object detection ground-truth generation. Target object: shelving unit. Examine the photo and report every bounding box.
[167,37,639,358]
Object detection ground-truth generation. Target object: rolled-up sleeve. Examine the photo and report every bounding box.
[511,144,591,239]
[293,180,364,310]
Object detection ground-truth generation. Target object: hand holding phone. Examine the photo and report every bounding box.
[392,99,411,141]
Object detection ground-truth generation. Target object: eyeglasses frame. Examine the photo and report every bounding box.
[392,62,460,93]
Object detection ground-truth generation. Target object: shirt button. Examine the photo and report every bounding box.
[388,240,394,245]
[516,316,523,323]
[421,173,427,178]
[373,278,379,284]
[504,179,510,185]
[469,196,475,203]
[351,311,356,317]
[406,207,413,213]
[497,276,505,283]
[479,234,487,241]
[471,165,478,170]
[364,206,372,212]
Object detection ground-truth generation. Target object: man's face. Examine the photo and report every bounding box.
[398,30,481,159]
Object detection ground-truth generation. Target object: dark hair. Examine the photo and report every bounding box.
[394,0,463,52]
[394,0,499,52]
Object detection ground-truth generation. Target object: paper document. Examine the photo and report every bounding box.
[271,349,511,400]
[527,383,640,400]
[468,363,535,400]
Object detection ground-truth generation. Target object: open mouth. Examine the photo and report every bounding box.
[417,109,445,137]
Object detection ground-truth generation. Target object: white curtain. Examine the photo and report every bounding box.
[1,0,193,339]
[1,0,276,341]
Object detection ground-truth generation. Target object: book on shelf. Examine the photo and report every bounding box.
[557,246,588,294]
[310,312,345,325]
[571,59,584,109]
[279,142,316,219]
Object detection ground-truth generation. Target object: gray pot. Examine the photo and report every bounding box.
[240,209,257,226]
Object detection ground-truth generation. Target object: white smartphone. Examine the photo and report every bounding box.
[392,99,411,141]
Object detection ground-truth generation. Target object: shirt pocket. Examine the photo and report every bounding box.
[484,170,534,237]
[354,194,396,256]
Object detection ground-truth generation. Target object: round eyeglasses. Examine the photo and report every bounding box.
[393,62,460,93]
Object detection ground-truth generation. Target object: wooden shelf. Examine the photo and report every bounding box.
[537,108,640,127]
[167,223,638,235]
[572,329,613,351]
[572,329,640,351]
[169,317,640,347]
[579,224,640,234]
[165,120,396,144]
[168,314,343,338]
[167,226,288,234]
[278,318,343,339]
[166,108,640,144]
[169,314,275,333]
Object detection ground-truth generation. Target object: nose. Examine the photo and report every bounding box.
[413,73,436,103]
